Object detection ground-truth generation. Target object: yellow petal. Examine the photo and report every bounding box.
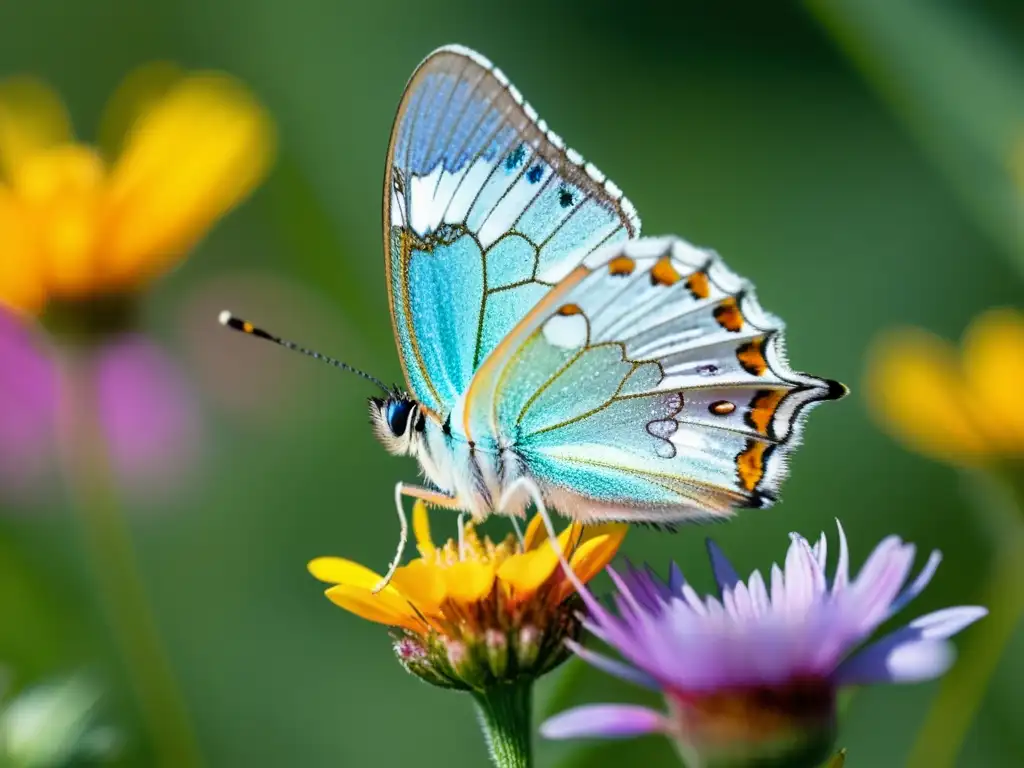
[497,547,559,597]
[9,145,106,298]
[569,523,627,584]
[0,77,72,180]
[389,560,446,616]
[103,72,275,286]
[442,560,495,605]
[98,62,183,161]
[962,308,1024,452]
[553,524,628,604]
[307,556,398,595]
[865,328,989,465]
[324,584,421,632]
[522,513,546,551]
[498,521,588,598]
[0,186,44,313]
[412,500,435,558]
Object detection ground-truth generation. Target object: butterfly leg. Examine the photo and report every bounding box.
[372,482,462,594]
[509,515,525,547]
[497,478,590,593]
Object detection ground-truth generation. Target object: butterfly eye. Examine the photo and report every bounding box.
[386,399,414,436]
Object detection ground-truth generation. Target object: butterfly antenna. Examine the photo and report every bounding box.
[218,310,389,393]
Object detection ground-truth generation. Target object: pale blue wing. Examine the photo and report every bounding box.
[383,45,641,417]
[463,236,844,520]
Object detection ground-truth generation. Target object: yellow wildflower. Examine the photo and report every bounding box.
[0,63,274,316]
[865,308,1024,466]
[309,502,626,690]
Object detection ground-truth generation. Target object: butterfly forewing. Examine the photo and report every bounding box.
[383,45,640,418]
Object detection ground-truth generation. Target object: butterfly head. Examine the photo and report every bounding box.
[369,392,423,455]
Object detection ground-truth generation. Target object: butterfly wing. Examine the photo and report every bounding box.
[383,45,640,418]
[461,236,845,522]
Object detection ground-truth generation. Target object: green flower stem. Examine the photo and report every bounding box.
[907,469,1024,768]
[472,682,534,768]
[58,353,203,767]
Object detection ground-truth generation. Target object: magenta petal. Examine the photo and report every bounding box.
[94,335,200,496]
[0,310,56,498]
[540,704,668,740]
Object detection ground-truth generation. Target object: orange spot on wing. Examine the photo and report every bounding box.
[736,439,768,492]
[557,303,583,316]
[713,298,744,332]
[242,321,254,333]
[608,255,636,276]
[650,256,681,286]
[747,389,785,436]
[686,271,710,299]
[710,400,736,416]
[737,338,768,376]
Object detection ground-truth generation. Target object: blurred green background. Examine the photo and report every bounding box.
[0,1,1021,765]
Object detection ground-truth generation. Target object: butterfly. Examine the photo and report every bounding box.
[222,44,845,585]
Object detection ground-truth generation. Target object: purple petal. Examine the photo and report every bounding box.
[667,561,686,596]
[607,567,649,619]
[832,520,850,592]
[568,571,636,655]
[706,538,740,593]
[848,537,916,633]
[564,639,661,691]
[681,583,708,615]
[644,564,674,602]
[834,636,953,685]
[812,531,828,571]
[540,704,668,740]
[770,563,785,606]
[612,563,664,615]
[631,563,670,612]
[886,550,942,618]
[94,335,200,497]
[783,533,826,611]
[907,606,988,640]
[747,569,770,615]
[834,606,986,685]
[0,311,56,499]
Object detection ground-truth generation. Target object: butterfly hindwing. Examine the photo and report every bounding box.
[460,236,844,521]
[384,45,640,417]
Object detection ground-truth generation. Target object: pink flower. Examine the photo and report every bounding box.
[0,308,199,504]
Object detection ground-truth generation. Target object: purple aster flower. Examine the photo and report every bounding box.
[541,522,986,767]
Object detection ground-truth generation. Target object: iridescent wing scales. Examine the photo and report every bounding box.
[461,236,845,521]
[384,45,640,418]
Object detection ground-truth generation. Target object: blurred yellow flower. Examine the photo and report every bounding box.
[309,502,626,690]
[0,64,274,315]
[865,308,1024,466]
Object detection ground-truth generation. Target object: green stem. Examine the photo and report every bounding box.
[472,682,534,768]
[906,469,1024,768]
[58,352,203,767]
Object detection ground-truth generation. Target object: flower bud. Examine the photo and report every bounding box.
[484,629,509,679]
[515,625,540,670]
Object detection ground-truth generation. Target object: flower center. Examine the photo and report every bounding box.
[428,521,520,569]
[667,676,836,759]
